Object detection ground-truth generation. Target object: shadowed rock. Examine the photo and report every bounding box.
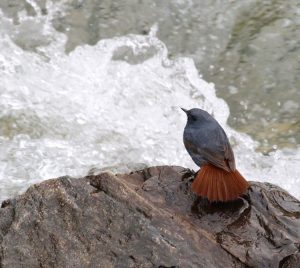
[0,166,299,267]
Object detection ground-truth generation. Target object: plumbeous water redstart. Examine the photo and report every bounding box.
[182,108,249,202]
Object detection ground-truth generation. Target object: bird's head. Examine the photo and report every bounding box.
[181,108,213,125]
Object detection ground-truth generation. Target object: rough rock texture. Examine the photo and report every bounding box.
[0,166,299,268]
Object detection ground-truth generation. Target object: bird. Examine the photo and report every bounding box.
[182,108,249,202]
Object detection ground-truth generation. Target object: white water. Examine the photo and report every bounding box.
[0,6,299,201]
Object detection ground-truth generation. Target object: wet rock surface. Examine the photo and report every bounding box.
[0,166,299,268]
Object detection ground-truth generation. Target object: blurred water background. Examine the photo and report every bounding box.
[0,0,299,200]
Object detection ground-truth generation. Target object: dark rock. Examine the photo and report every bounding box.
[0,166,299,268]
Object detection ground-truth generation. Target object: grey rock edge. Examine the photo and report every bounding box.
[0,165,299,268]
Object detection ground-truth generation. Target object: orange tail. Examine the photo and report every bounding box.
[192,164,249,202]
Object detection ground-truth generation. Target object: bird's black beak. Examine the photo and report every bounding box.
[181,107,188,114]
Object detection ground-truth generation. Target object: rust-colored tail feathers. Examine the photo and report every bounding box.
[192,164,249,202]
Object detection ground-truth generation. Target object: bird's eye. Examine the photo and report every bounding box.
[189,115,196,121]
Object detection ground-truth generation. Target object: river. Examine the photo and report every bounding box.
[0,0,299,200]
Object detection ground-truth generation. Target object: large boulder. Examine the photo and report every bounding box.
[0,166,299,267]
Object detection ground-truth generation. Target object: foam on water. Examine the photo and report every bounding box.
[0,8,299,201]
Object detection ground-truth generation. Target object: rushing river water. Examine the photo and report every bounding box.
[0,0,299,201]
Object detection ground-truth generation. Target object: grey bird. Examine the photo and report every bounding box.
[182,108,249,202]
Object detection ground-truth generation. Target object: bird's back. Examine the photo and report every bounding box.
[183,118,235,171]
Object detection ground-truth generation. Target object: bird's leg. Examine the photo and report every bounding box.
[179,168,195,181]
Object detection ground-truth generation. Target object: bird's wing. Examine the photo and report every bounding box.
[222,132,236,171]
[186,124,236,172]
